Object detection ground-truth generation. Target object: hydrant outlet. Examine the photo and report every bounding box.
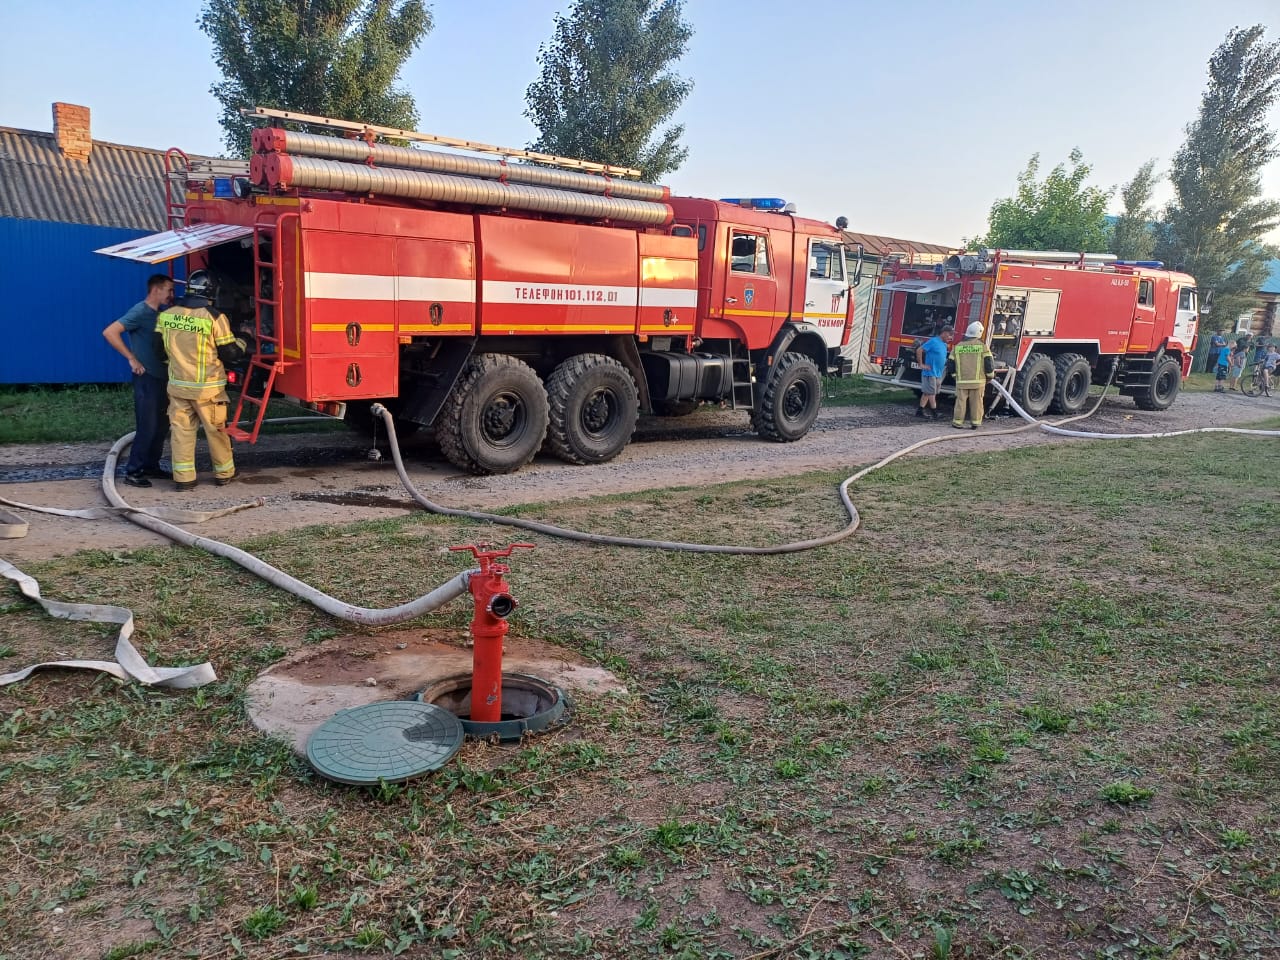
[487,593,516,619]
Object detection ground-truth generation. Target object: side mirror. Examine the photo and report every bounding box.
[851,244,865,288]
[1200,290,1214,315]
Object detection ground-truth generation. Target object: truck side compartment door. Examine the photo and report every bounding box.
[722,230,778,345]
[803,239,848,349]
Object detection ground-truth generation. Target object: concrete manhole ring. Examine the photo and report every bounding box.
[415,672,573,742]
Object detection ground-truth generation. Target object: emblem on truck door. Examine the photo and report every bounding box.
[744,286,755,306]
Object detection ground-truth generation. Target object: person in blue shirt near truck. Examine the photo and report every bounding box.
[914,325,954,420]
[101,274,176,487]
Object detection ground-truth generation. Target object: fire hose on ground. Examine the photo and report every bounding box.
[2,383,1278,690]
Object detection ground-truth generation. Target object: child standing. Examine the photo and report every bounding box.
[1227,341,1249,391]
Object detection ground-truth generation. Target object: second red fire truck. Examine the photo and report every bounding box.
[865,250,1200,415]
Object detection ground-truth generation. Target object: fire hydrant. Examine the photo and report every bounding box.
[449,542,534,723]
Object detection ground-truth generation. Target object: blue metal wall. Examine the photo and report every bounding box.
[0,217,161,384]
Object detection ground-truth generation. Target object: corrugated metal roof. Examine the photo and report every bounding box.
[0,127,171,231]
[1262,258,1280,295]
[841,230,954,259]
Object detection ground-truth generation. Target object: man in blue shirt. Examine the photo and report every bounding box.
[102,274,176,487]
[1206,330,1226,373]
[915,325,954,419]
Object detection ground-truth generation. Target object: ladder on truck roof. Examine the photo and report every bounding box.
[227,212,293,443]
[241,105,643,177]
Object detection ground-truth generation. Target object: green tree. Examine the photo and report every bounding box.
[977,149,1113,252]
[1155,25,1280,327]
[1109,160,1159,261]
[200,0,432,155]
[524,0,693,182]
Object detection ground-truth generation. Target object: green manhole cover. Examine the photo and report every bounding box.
[307,701,464,785]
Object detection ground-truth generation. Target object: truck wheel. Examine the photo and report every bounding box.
[437,354,549,474]
[545,354,639,464]
[1134,357,1181,411]
[1050,353,1092,415]
[1013,352,1056,418]
[652,399,701,417]
[753,352,822,442]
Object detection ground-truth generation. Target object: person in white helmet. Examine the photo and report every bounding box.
[947,321,995,429]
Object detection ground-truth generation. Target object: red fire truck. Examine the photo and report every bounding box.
[97,110,859,475]
[865,250,1200,415]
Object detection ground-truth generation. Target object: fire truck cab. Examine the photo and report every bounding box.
[866,250,1199,416]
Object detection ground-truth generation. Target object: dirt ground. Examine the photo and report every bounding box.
[1,388,1276,562]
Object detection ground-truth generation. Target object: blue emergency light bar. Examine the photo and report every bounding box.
[720,197,788,210]
[1114,260,1165,269]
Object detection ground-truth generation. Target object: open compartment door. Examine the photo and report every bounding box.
[94,223,254,264]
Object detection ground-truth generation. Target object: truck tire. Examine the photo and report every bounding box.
[437,354,549,474]
[1050,353,1092,415]
[752,352,822,442]
[545,354,639,465]
[1134,357,1182,411]
[1013,352,1056,418]
[652,399,701,417]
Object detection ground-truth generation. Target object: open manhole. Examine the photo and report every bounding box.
[415,672,573,742]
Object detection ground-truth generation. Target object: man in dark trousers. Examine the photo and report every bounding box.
[1206,330,1226,373]
[102,274,176,487]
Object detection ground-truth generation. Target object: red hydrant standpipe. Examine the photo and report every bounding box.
[449,543,534,723]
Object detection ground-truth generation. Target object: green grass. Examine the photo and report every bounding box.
[0,385,343,445]
[1,428,1278,957]
[822,373,915,406]
[0,385,136,443]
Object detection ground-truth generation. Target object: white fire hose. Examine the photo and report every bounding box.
[3,386,1277,690]
[1,426,477,690]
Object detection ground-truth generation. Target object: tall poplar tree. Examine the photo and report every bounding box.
[1155,25,1280,326]
[524,0,693,182]
[1109,160,1159,261]
[200,0,432,155]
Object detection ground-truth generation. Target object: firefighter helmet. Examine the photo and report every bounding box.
[185,270,214,298]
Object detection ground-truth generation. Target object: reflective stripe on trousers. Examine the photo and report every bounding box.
[168,395,234,482]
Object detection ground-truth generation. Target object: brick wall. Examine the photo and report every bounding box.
[52,102,91,162]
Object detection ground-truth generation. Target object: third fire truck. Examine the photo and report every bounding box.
[865,250,1199,415]
[97,109,859,475]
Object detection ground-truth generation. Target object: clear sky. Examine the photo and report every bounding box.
[2,0,1278,245]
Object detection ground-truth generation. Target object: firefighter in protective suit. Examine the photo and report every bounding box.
[154,271,246,489]
[947,320,995,429]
